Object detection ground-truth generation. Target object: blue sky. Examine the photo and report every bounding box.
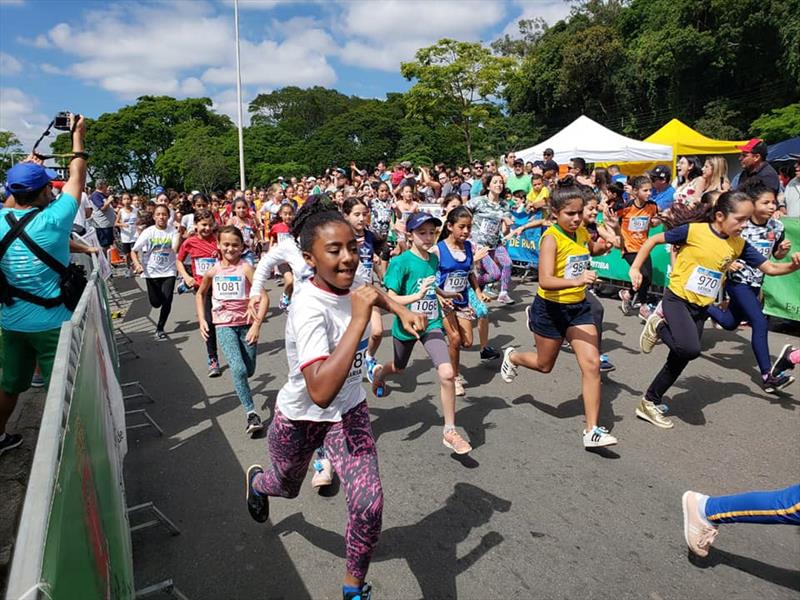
[1,0,573,150]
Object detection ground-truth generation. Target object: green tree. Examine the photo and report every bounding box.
[0,131,23,173]
[248,86,356,139]
[750,104,800,143]
[694,100,745,140]
[401,39,515,162]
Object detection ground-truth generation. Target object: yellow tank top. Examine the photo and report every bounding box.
[537,224,591,304]
[669,223,745,306]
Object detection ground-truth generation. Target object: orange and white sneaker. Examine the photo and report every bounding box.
[443,428,472,455]
[682,491,718,557]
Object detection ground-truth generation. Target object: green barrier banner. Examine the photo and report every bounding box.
[590,225,671,287]
[40,288,133,599]
[762,217,800,322]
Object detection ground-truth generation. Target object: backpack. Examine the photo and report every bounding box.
[0,210,87,311]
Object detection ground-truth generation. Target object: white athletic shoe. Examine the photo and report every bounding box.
[500,347,518,383]
[582,426,618,448]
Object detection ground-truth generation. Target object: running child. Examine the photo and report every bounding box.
[500,177,618,449]
[616,175,660,317]
[342,198,385,382]
[177,209,221,377]
[434,206,490,396]
[245,202,425,600]
[706,182,794,393]
[114,192,139,274]
[631,191,800,429]
[196,225,269,436]
[268,203,296,310]
[228,198,260,264]
[180,192,210,238]
[371,212,473,455]
[130,204,180,340]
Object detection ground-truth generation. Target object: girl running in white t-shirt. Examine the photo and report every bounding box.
[246,201,424,600]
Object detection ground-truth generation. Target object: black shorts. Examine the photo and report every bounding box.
[120,242,133,255]
[528,295,594,340]
[95,226,115,249]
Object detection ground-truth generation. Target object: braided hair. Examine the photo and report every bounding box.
[291,194,348,252]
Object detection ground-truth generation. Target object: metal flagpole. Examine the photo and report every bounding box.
[234,0,246,190]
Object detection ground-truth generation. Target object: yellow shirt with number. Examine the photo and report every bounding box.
[537,224,591,304]
[669,223,745,306]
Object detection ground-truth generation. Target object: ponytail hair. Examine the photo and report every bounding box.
[661,190,751,229]
[550,176,584,211]
[291,194,347,251]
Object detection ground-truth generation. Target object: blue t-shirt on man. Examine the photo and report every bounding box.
[651,185,675,212]
[0,193,78,332]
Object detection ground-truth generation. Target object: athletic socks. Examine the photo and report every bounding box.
[696,493,712,526]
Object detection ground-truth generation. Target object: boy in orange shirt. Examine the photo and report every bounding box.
[617,176,659,315]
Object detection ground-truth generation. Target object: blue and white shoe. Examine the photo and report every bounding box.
[599,354,616,373]
[343,583,372,600]
[279,292,291,312]
[582,426,618,448]
[365,357,378,383]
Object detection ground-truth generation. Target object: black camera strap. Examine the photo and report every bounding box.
[0,210,67,308]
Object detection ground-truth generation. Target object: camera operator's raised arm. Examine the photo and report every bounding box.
[62,115,87,203]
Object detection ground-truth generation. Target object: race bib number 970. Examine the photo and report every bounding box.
[685,266,722,298]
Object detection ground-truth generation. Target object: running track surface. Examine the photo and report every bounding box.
[118,276,800,599]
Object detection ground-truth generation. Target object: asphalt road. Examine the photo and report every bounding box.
[115,274,800,600]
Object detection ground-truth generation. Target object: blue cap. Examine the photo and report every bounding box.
[5,162,58,194]
[154,186,165,194]
[406,212,442,232]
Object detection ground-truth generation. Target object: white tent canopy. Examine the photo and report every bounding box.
[515,115,673,165]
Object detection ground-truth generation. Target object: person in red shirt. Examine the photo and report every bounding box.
[177,209,221,377]
[267,203,296,311]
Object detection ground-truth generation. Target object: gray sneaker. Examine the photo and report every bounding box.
[635,398,674,429]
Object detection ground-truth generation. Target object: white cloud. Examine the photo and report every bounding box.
[40,63,67,75]
[501,0,574,37]
[16,33,51,48]
[336,0,507,71]
[223,0,279,10]
[0,52,23,75]
[0,0,26,6]
[211,88,253,126]
[0,88,53,152]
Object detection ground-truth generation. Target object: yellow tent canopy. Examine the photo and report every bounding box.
[645,118,747,157]
[598,119,748,177]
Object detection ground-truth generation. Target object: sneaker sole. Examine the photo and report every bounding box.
[599,365,616,373]
[770,344,794,378]
[311,475,333,489]
[635,407,674,429]
[245,465,269,523]
[246,423,264,435]
[208,371,222,378]
[442,439,472,455]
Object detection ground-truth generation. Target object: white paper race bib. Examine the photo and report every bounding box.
[751,240,772,258]
[443,271,469,293]
[347,338,369,383]
[479,219,500,237]
[195,257,216,276]
[685,266,722,298]
[628,216,650,233]
[150,251,170,268]
[564,254,591,280]
[412,293,439,320]
[213,275,245,300]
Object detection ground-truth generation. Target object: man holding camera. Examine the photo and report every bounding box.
[0,115,87,457]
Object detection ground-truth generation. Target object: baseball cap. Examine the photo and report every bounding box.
[649,165,671,180]
[738,138,768,157]
[5,162,58,194]
[543,148,554,156]
[307,176,317,182]
[335,167,347,176]
[400,160,412,169]
[513,158,524,166]
[154,186,165,194]
[406,212,442,232]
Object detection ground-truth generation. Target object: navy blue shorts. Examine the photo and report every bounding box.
[528,295,594,339]
[95,226,115,249]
